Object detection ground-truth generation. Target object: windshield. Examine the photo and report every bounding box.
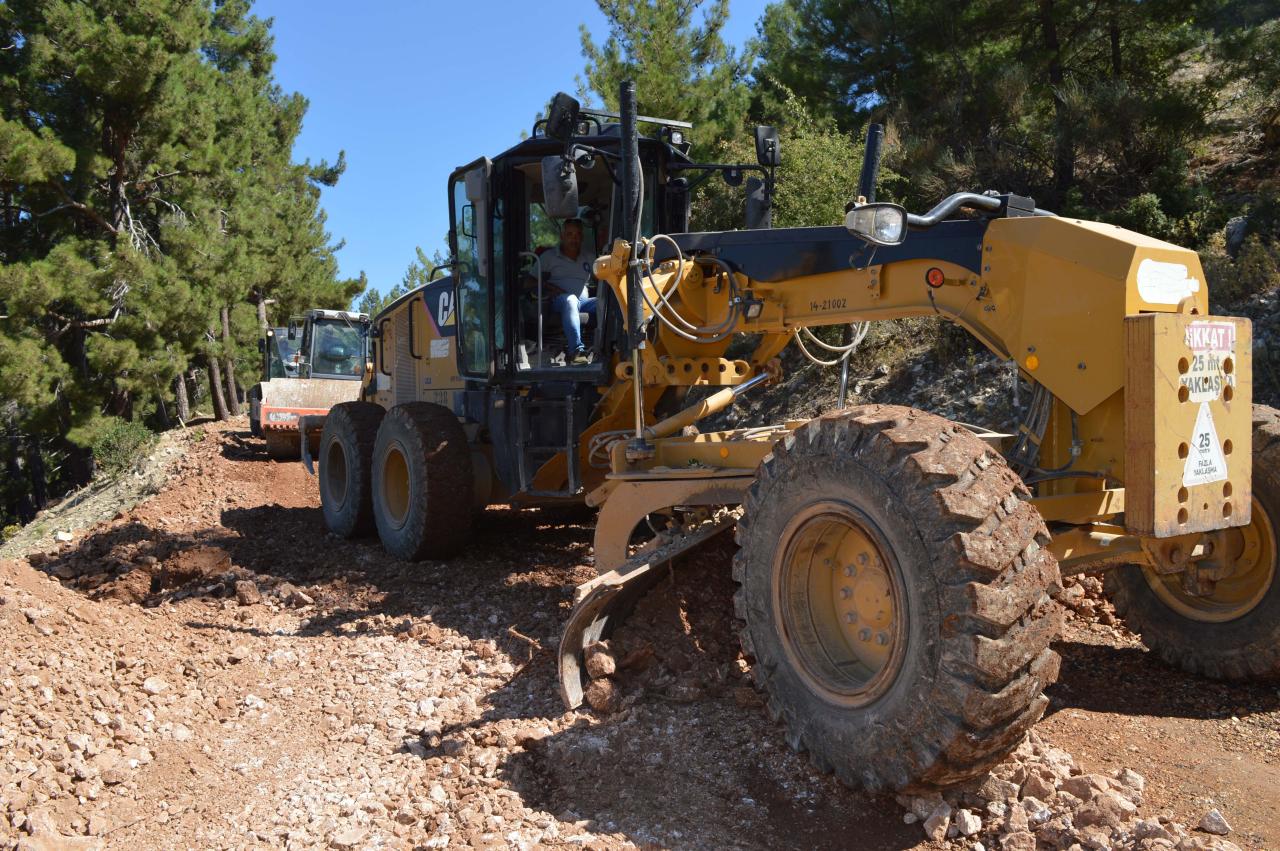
[309,318,365,379]
[269,329,301,379]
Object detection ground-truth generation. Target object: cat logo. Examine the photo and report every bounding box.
[438,291,455,327]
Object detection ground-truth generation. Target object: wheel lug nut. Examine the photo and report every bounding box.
[858,628,872,641]
[857,552,869,565]
[844,612,857,624]
[844,565,856,577]
[841,587,853,599]
[875,632,889,646]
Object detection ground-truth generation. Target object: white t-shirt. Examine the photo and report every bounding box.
[539,247,591,299]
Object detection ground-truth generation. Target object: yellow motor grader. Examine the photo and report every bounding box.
[302,84,1278,792]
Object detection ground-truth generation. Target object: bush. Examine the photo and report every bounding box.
[91,418,156,478]
[1203,233,1280,307]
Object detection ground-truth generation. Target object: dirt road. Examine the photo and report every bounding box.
[2,420,1277,850]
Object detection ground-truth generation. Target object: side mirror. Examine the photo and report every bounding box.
[744,176,772,230]
[460,204,475,239]
[545,92,581,143]
[287,321,298,340]
[845,203,907,246]
[257,338,266,353]
[541,155,579,219]
[754,126,780,168]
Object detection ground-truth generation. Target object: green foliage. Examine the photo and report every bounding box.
[0,0,362,519]
[753,0,1215,216]
[1203,234,1280,307]
[694,89,873,231]
[578,0,754,151]
[90,418,156,478]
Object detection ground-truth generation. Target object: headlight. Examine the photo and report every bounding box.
[844,203,907,246]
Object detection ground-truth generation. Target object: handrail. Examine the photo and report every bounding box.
[519,251,545,366]
[377,318,391,377]
[408,296,422,360]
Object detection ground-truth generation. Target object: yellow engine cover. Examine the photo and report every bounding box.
[1124,313,1252,537]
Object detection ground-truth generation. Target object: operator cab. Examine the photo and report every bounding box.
[443,98,774,498]
[447,127,666,385]
[292,310,371,380]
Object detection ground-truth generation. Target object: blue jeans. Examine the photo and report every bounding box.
[551,293,597,353]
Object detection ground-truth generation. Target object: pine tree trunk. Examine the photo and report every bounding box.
[256,294,269,334]
[207,353,229,421]
[1108,7,1122,79]
[28,437,47,514]
[221,306,241,416]
[1038,0,1074,200]
[174,373,191,423]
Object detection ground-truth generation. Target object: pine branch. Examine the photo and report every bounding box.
[48,183,119,236]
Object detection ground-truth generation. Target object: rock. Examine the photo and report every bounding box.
[329,827,366,848]
[275,582,313,607]
[899,791,946,822]
[234,580,261,606]
[1020,796,1052,826]
[1225,216,1249,258]
[228,644,251,663]
[978,775,1021,803]
[1135,819,1176,842]
[1003,802,1029,835]
[584,678,621,714]
[923,801,951,842]
[1198,809,1231,836]
[1075,789,1137,831]
[1058,773,1109,802]
[101,768,128,785]
[999,831,1036,851]
[55,531,74,543]
[1020,771,1056,801]
[1040,746,1077,780]
[1115,767,1146,794]
[954,808,982,837]
[141,677,168,696]
[583,642,616,679]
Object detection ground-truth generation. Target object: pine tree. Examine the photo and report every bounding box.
[579,0,754,149]
[0,0,361,518]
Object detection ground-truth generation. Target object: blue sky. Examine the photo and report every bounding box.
[253,0,772,303]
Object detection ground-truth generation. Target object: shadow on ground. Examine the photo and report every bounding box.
[1047,637,1280,721]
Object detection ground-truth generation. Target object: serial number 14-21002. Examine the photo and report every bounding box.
[809,298,848,312]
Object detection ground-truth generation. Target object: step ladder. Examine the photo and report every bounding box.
[513,394,582,498]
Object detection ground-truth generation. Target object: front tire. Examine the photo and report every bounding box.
[371,402,474,561]
[734,405,1062,792]
[319,402,385,537]
[1105,405,1280,680]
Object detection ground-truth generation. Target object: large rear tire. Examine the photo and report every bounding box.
[320,402,386,538]
[734,405,1062,792]
[371,402,474,561]
[1105,405,1280,680]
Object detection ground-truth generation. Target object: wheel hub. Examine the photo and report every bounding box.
[381,444,411,529]
[774,502,905,707]
[1143,495,1276,622]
